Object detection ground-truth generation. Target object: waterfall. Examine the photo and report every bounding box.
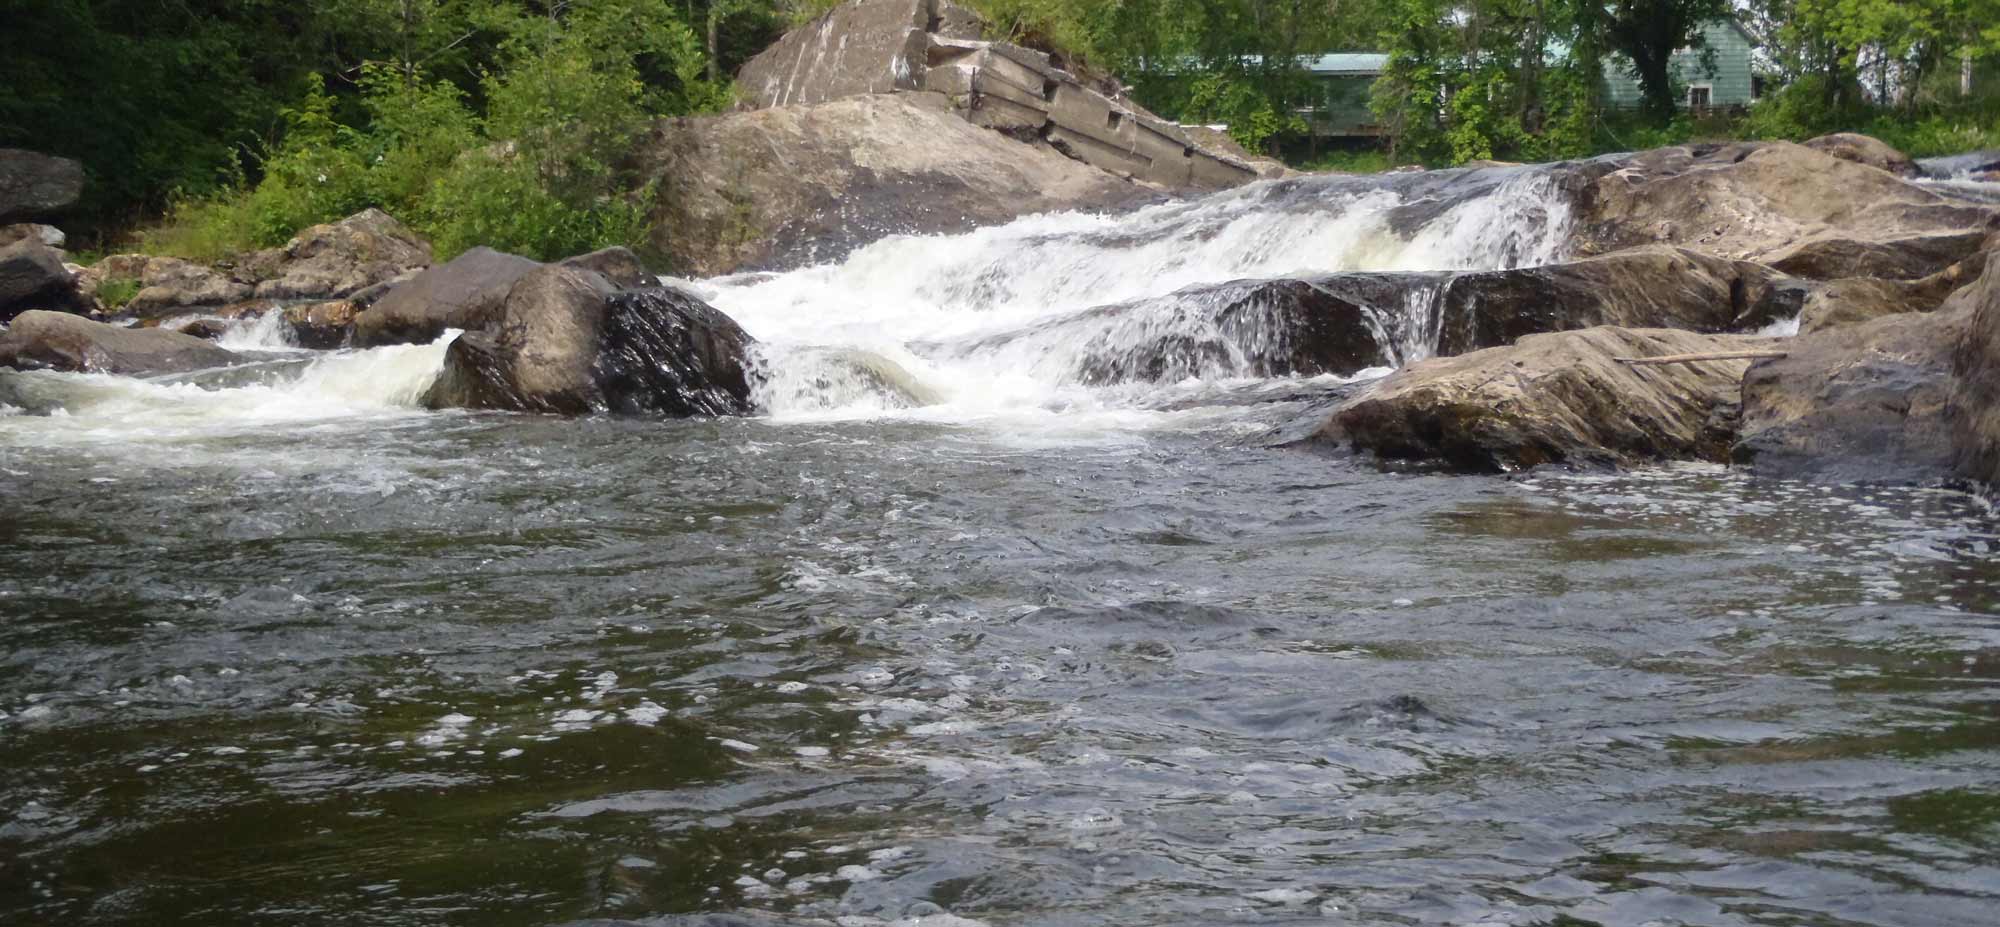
[709,166,1579,418]
[2,163,1583,432]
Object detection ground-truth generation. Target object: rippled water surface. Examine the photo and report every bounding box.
[8,165,2000,925]
[4,401,1998,927]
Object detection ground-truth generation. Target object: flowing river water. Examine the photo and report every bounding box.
[3,168,1999,926]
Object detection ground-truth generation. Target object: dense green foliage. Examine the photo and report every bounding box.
[4,0,1998,260]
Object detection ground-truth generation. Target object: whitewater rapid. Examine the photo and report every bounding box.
[1,166,1580,439]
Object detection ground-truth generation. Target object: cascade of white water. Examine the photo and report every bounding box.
[710,168,1576,419]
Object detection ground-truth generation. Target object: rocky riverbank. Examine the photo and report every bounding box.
[3,0,1998,493]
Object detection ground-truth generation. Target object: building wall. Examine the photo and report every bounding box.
[1602,20,1758,108]
[1310,74,1384,136]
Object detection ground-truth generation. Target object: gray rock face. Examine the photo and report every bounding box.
[1577,142,1998,270]
[1431,247,1803,353]
[0,239,89,320]
[1319,327,1770,472]
[643,92,1150,275]
[0,149,84,222]
[122,257,253,313]
[1798,252,1987,334]
[0,223,65,249]
[1949,250,2000,486]
[352,247,541,347]
[0,310,237,375]
[1735,310,1962,483]
[733,0,1256,193]
[423,263,755,416]
[237,208,433,301]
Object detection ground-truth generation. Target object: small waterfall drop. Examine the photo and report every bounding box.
[709,166,1579,419]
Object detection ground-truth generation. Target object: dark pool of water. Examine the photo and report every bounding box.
[3,405,1998,926]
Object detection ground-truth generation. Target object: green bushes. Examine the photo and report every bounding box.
[139,0,728,266]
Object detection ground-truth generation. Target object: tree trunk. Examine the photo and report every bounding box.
[706,9,721,84]
[1633,48,1676,122]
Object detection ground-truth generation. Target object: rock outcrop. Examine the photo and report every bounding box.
[0,223,65,249]
[643,92,1149,275]
[1,239,90,320]
[1577,142,1998,274]
[0,310,237,375]
[1734,306,1963,483]
[424,262,755,416]
[234,209,431,301]
[735,0,1257,192]
[1319,327,1772,471]
[1430,247,1804,353]
[1949,250,2000,486]
[352,246,542,347]
[1803,132,1919,177]
[0,149,84,223]
[86,210,433,319]
[1798,251,1988,334]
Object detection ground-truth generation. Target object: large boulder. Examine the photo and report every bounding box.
[237,208,432,301]
[0,239,90,320]
[0,223,65,249]
[0,149,84,223]
[1802,133,1918,177]
[736,0,977,107]
[1949,249,2000,486]
[1761,228,1993,281]
[1318,327,1773,472]
[642,92,1150,275]
[1577,142,1998,270]
[120,256,254,314]
[1734,310,1962,483]
[352,246,541,347]
[423,263,756,416]
[0,310,237,375]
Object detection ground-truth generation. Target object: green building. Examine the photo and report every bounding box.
[1300,16,1762,137]
[1600,17,1763,111]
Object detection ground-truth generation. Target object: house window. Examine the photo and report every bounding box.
[1688,84,1713,111]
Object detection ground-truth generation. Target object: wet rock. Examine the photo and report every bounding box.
[0,310,237,375]
[1949,250,2000,486]
[642,92,1150,275]
[1432,247,1804,353]
[424,263,756,416]
[1319,327,1772,471]
[557,246,654,290]
[174,318,232,341]
[352,246,541,347]
[283,300,361,350]
[0,238,90,320]
[1578,142,1997,268]
[239,208,432,301]
[0,149,84,222]
[1763,229,1993,282]
[1734,309,1961,484]
[736,0,959,106]
[1799,251,1988,334]
[1803,133,1918,177]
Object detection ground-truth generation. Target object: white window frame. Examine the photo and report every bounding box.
[1687,82,1715,109]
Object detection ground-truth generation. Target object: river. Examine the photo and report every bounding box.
[4,166,1999,926]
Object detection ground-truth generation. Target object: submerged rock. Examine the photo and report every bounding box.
[424,263,755,416]
[1319,327,1770,471]
[0,310,237,375]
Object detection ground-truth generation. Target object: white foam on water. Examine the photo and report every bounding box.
[707,170,1575,423]
[0,334,457,460]
[215,311,304,352]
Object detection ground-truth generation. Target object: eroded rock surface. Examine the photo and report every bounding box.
[1,239,90,320]
[0,149,84,223]
[1319,327,1772,471]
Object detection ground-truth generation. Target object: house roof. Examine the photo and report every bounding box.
[1303,53,1389,75]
